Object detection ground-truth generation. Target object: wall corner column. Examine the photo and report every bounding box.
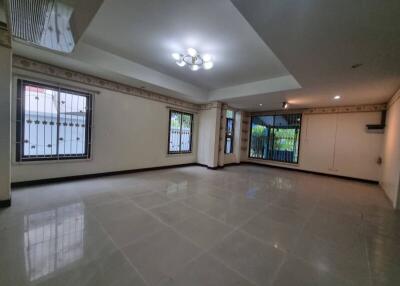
[0,28,12,207]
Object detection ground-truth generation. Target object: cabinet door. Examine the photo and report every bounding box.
[300,114,337,173]
[334,112,382,181]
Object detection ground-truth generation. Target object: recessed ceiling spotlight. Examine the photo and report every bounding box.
[259,103,263,107]
[334,95,341,100]
[172,48,214,71]
[282,101,288,109]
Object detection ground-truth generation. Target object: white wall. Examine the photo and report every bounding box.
[0,46,11,201]
[197,105,220,168]
[11,69,198,183]
[245,111,383,181]
[380,93,400,208]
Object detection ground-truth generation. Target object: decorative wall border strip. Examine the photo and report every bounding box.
[251,109,306,116]
[12,56,390,115]
[13,55,200,110]
[388,88,400,108]
[250,104,387,116]
[303,104,387,114]
[199,101,221,110]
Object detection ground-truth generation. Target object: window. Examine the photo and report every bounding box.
[225,110,235,154]
[16,80,93,161]
[249,113,301,163]
[168,110,193,154]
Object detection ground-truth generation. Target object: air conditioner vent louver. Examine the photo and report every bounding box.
[9,0,75,53]
[10,0,54,44]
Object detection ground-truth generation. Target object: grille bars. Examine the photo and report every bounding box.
[16,79,93,161]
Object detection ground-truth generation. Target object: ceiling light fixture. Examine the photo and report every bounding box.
[259,103,263,107]
[171,53,181,61]
[172,48,214,71]
[282,101,288,109]
[334,95,341,100]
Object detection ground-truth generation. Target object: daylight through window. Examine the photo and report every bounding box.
[16,80,93,161]
[249,113,301,163]
[168,110,193,154]
[225,110,235,154]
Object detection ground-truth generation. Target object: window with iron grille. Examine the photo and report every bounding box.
[168,110,193,154]
[249,113,301,164]
[16,80,93,161]
[225,110,235,154]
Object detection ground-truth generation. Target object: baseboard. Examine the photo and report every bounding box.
[241,161,379,184]
[196,163,221,170]
[11,163,198,188]
[11,160,378,189]
[0,198,11,208]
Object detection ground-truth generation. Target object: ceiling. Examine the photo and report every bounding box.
[82,0,289,90]
[230,0,400,110]
[10,0,400,110]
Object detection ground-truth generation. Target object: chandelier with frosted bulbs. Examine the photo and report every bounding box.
[172,48,214,71]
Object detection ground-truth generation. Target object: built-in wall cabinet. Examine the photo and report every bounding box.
[300,112,383,181]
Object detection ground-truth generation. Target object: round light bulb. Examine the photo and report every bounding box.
[203,61,214,70]
[176,60,186,67]
[190,64,200,71]
[172,53,181,61]
[334,95,341,100]
[187,48,197,57]
[202,54,212,62]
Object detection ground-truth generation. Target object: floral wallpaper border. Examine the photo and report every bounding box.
[13,55,200,110]
[251,104,386,116]
[388,89,400,108]
[12,56,390,116]
[303,104,387,114]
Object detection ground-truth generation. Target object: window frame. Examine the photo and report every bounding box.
[224,113,235,154]
[167,109,193,154]
[248,114,302,164]
[16,79,93,162]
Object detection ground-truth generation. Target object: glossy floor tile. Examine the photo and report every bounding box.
[1,165,399,285]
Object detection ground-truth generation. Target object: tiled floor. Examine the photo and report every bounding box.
[1,165,399,286]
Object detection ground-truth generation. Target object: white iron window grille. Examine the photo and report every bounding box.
[16,80,93,161]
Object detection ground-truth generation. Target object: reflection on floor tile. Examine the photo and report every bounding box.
[1,165,399,285]
[210,231,285,285]
[160,254,255,286]
[122,228,201,285]
[173,211,233,249]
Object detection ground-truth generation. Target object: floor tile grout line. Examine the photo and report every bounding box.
[363,229,374,286]
[201,204,279,286]
[114,190,236,286]
[153,201,271,286]
[269,200,319,286]
[180,194,270,229]
[5,166,394,286]
[88,210,152,286]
